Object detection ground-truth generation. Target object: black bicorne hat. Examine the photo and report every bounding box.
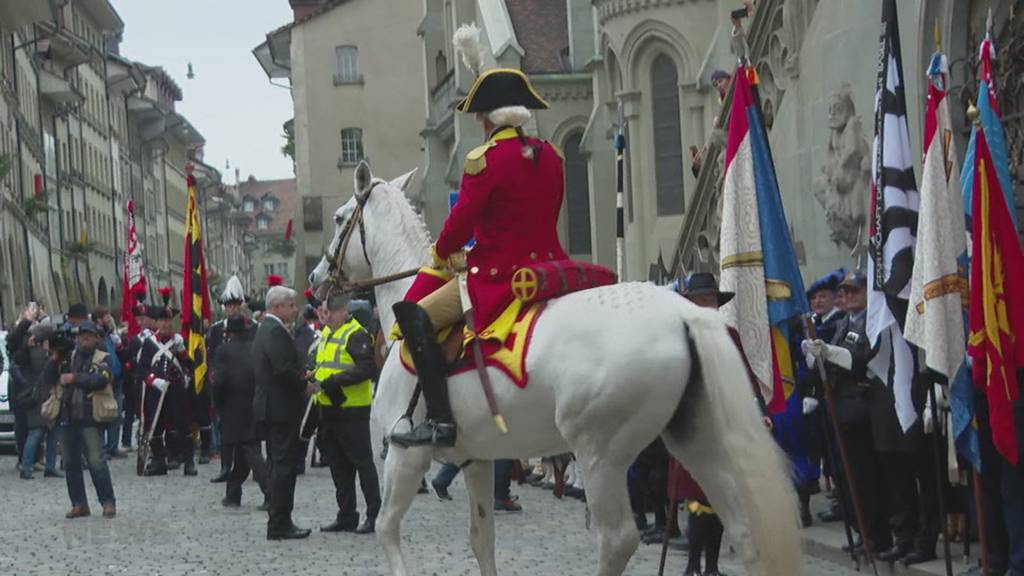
[456,68,550,114]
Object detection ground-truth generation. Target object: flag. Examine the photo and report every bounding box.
[284,218,293,242]
[182,174,212,394]
[962,26,1018,232]
[967,123,1024,466]
[120,199,146,338]
[954,24,1018,472]
[904,51,966,382]
[867,0,920,432]
[719,65,810,415]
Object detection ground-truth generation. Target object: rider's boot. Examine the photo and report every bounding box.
[389,302,456,448]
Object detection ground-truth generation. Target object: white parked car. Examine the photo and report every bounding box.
[0,330,15,447]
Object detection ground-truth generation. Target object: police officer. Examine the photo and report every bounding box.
[803,270,890,554]
[313,293,380,534]
[807,268,847,344]
[391,33,569,448]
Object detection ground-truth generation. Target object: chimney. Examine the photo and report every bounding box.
[290,0,325,21]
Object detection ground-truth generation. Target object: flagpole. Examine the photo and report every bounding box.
[614,100,626,280]
[928,376,954,576]
[805,317,879,575]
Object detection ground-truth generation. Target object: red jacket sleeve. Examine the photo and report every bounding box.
[435,166,494,259]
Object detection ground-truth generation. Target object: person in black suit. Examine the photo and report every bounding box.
[252,283,313,540]
[213,315,270,509]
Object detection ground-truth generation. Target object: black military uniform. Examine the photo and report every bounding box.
[806,273,890,553]
[139,294,196,477]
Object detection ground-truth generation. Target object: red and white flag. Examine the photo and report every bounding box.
[120,199,147,337]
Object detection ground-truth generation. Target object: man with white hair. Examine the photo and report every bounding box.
[391,25,568,449]
[252,280,313,540]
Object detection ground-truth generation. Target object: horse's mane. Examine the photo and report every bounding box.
[368,179,433,268]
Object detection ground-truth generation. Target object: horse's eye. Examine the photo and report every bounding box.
[335,215,343,224]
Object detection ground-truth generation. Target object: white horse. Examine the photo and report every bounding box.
[309,161,800,576]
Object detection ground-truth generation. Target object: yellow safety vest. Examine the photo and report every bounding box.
[313,319,373,408]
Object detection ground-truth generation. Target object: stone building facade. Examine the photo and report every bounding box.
[256,0,427,290]
[0,0,251,326]
[232,175,298,297]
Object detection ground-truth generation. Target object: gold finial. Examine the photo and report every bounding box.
[934,18,941,50]
[966,102,980,125]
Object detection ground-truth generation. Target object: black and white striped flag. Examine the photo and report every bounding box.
[867,0,920,432]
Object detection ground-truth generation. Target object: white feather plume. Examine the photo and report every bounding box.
[453,23,485,76]
[220,274,245,304]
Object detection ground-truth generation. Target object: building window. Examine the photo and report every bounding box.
[303,196,323,232]
[262,197,276,211]
[340,128,364,165]
[563,132,592,254]
[334,46,361,85]
[263,262,288,280]
[651,54,684,216]
[243,197,255,212]
[256,215,270,230]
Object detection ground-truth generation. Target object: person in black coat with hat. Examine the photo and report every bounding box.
[213,315,270,508]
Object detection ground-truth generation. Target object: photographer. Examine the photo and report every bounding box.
[17,322,63,480]
[93,307,126,459]
[56,320,117,519]
[7,303,45,457]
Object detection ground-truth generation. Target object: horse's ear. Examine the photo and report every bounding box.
[354,161,372,197]
[389,168,419,192]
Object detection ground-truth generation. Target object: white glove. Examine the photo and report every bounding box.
[933,383,948,409]
[802,339,826,367]
[821,343,853,370]
[802,397,819,415]
[152,378,169,394]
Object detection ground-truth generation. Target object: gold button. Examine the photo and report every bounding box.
[530,252,537,259]
[489,268,498,276]
[471,266,480,274]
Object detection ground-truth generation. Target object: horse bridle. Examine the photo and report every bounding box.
[321,181,420,299]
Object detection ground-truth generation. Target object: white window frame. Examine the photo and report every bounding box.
[340,128,364,165]
[334,46,361,85]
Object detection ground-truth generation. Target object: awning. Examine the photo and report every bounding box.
[253,40,289,80]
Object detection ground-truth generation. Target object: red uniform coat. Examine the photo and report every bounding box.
[435,127,568,331]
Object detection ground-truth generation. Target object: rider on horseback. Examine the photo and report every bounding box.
[390,27,569,449]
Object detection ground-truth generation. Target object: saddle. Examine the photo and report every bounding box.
[399,260,616,388]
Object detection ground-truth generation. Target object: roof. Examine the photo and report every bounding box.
[504,0,569,73]
[237,177,298,236]
[267,0,350,37]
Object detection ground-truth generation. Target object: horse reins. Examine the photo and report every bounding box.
[322,181,421,298]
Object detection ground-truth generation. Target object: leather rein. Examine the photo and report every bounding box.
[321,181,420,298]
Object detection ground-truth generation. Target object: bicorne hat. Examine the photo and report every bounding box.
[451,25,548,115]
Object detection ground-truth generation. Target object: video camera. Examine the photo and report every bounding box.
[30,323,74,359]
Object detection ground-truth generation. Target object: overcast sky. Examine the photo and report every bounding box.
[114,0,295,182]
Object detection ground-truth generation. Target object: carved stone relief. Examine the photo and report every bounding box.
[813,85,871,252]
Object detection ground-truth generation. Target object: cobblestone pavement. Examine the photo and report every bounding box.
[0,454,863,575]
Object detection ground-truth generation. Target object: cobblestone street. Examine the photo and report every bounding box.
[0,453,869,575]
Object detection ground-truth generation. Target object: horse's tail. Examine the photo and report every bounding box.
[661,306,801,576]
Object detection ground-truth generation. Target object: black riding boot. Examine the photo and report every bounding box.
[389,302,456,448]
[180,433,198,476]
[144,437,168,476]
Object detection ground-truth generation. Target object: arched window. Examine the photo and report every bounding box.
[563,132,592,254]
[651,54,684,216]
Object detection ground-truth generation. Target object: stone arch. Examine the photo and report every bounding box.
[621,20,695,90]
[97,277,109,307]
[550,115,590,150]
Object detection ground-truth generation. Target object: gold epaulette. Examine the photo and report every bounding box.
[464,141,496,176]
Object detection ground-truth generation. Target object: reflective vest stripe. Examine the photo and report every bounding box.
[313,319,373,408]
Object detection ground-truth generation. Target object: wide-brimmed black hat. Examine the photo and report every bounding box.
[144,305,177,320]
[683,272,735,306]
[456,68,550,114]
[67,302,89,320]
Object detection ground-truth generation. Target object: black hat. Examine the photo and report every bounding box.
[144,305,173,320]
[456,68,550,114]
[711,69,731,82]
[225,315,247,334]
[68,302,89,320]
[683,272,735,306]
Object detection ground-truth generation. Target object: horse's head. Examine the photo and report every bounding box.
[308,161,418,295]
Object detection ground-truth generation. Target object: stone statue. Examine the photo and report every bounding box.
[814,85,870,251]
